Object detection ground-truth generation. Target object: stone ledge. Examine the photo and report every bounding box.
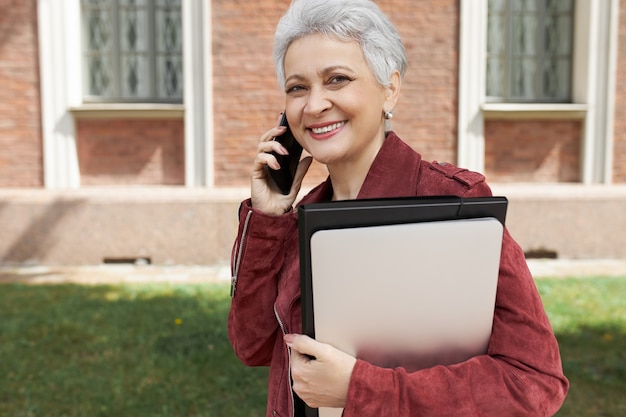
[491,183,626,199]
[0,187,250,203]
[1,185,625,264]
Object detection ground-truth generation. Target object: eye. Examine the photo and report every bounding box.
[326,74,354,90]
[329,75,351,85]
[286,84,307,95]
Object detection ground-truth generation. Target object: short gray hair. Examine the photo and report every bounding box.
[273,0,408,90]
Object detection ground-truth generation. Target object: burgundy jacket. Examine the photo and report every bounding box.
[228,132,569,417]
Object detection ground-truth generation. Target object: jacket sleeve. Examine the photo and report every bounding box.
[343,167,569,416]
[344,230,568,416]
[228,199,296,367]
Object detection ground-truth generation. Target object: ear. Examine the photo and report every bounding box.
[383,70,402,111]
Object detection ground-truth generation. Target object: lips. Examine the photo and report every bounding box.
[310,121,346,135]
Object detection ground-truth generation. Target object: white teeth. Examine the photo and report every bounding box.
[312,121,345,134]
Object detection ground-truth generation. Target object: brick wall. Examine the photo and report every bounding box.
[484,120,581,183]
[613,0,626,183]
[75,119,185,186]
[383,0,459,164]
[211,0,460,187]
[2,0,624,189]
[0,0,43,187]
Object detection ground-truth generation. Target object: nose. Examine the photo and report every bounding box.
[303,85,331,117]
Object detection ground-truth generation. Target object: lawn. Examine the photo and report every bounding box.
[535,277,626,417]
[0,276,624,417]
[0,284,268,417]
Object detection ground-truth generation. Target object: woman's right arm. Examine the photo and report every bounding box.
[228,122,312,366]
[228,200,295,366]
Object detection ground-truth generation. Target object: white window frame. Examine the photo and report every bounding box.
[458,0,619,184]
[37,0,213,188]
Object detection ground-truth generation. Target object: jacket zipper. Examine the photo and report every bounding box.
[230,209,253,297]
[274,302,296,417]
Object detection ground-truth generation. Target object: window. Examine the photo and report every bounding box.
[486,0,574,102]
[81,0,183,103]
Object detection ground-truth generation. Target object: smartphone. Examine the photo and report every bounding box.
[266,113,303,195]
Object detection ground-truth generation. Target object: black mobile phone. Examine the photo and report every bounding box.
[266,113,303,195]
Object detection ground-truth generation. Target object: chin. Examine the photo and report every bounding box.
[306,143,346,164]
[314,155,343,168]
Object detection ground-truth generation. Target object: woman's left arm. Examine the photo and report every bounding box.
[340,228,569,417]
[288,228,568,416]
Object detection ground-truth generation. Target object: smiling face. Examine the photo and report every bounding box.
[283,34,400,172]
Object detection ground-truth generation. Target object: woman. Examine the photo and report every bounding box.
[228,0,569,416]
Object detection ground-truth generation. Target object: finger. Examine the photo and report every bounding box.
[253,151,279,172]
[290,347,315,365]
[284,334,327,359]
[259,125,287,143]
[257,140,288,158]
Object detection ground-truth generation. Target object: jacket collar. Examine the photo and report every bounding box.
[357,131,422,199]
[299,131,422,205]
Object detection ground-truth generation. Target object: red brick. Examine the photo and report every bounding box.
[1,0,625,187]
[613,0,626,182]
[0,0,43,187]
[484,120,581,183]
[211,0,460,186]
[76,119,185,186]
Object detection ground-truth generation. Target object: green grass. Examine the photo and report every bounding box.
[0,277,624,417]
[0,284,268,417]
[536,277,626,417]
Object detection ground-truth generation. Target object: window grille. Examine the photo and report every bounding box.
[81,0,183,103]
[486,0,574,102]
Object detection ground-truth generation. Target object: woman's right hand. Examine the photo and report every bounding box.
[251,124,312,216]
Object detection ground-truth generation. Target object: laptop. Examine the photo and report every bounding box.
[297,196,507,417]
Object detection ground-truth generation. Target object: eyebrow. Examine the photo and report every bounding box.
[285,65,357,84]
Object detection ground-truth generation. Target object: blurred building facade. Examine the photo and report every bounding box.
[1,0,625,265]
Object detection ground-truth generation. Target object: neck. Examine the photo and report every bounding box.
[329,167,368,201]
[328,134,386,201]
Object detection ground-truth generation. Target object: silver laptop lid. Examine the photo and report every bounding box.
[310,217,503,371]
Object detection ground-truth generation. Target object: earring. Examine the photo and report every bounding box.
[384,110,394,120]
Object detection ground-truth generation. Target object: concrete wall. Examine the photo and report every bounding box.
[1,185,625,267]
[492,184,626,259]
[0,188,246,266]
